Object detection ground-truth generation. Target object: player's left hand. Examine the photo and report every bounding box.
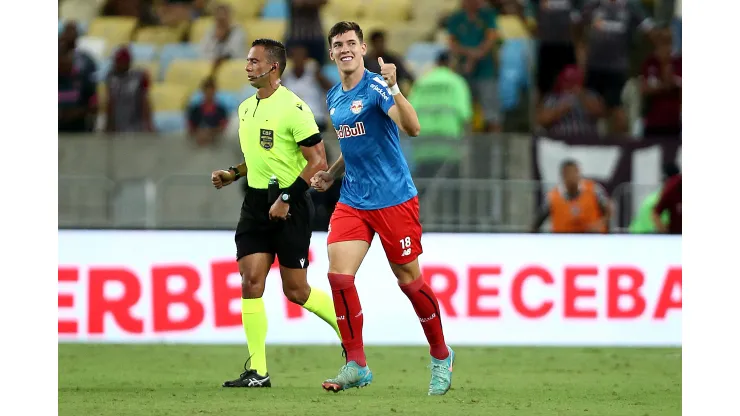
[269,197,291,221]
[378,57,397,88]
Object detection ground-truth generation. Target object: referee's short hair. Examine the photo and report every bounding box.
[252,38,287,76]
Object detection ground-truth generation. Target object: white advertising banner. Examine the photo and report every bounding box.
[58,231,682,346]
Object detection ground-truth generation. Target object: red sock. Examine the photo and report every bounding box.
[399,276,449,360]
[328,273,366,367]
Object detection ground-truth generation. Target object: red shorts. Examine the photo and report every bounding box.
[327,196,423,264]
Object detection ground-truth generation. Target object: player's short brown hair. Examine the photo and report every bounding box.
[327,21,364,46]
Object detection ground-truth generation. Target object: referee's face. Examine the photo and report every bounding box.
[246,46,273,88]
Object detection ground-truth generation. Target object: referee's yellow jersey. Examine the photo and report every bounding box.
[238,86,320,189]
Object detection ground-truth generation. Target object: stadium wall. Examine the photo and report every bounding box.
[58,230,682,347]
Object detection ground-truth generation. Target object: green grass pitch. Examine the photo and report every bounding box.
[59,344,681,416]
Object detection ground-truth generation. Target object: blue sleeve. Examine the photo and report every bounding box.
[369,77,396,114]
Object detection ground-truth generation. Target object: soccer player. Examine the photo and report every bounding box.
[211,38,340,388]
[310,22,455,396]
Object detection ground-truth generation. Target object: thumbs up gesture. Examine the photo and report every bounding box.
[377,57,397,88]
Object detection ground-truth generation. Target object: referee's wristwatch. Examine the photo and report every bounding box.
[280,193,290,204]
[228,166,241,181]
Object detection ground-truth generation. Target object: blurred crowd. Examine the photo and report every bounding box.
[59,0,681,140]
[59,0,682,234]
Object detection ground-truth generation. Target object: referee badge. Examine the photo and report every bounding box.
[260,128,274,150]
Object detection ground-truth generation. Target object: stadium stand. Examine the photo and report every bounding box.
[59,0,546,133]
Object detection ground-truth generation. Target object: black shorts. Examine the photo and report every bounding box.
[235,186,315,269]
[536,42,576,94]
[585,69,627,109]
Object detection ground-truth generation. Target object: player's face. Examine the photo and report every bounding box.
[246,46,273,88]
[329,31,366,74]
[562,165,581,188]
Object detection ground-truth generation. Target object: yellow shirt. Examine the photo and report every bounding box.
[238,86,319,189]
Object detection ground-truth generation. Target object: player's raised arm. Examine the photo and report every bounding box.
[378,57,421,137]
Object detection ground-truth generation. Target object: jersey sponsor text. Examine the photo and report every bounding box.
[336,121,366,139]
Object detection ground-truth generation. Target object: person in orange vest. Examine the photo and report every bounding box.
[531,159,613,233]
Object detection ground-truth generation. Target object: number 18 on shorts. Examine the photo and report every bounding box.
[327,196,423,264]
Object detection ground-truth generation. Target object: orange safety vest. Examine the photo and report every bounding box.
[548,180,606,233]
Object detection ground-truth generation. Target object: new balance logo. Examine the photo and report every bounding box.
[419,313,436,323]
[336,121,366,139]
[401,248,411,257]
[337,315,346,321]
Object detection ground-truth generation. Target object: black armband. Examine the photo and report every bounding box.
[286,177,310,200]
[296,133,322,147]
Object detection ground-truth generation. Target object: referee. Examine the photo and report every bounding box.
[211,39,340,388]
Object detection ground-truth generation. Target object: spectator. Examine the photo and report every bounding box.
[408,51,473,178]
[102,0,158,26]
[105,46,155,133]
[531,159,613,233]
[285,0,328,66]
[447,0,502,132]
[576,0,656,134]
[187,77,228,147]
[59,21,97,78]
[537,65,606,136]
[532,0,580,97]
[629,162,679,233]
[364,30,415,89]
[282,45,333,132]
[652,170,681,234]
[199,3,246,69]
[156,0,196,36]
[640,27,681,138]
[59,45,98,133]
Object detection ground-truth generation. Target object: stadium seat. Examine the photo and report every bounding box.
[150,83,190,112]
[405,42,445,64]
[321,64,341,86]
[130,43,158,63]
[164,60,213,96]
[189,90,241,113]
[59,0,100,23]
[243,19,287,42]
[76,36,108,66]
[386,24,432,56]
[159,43,200,80]
[134,26,181,47]
[220,0,266,20]
[214,60,249,93]
[362,0,411,22]
[262,0,289,19]
[134,61,161,82]
[154,111,187,134]
[496,15,531,40]
[189,17,214,44]
[324,0,362,21]
[87,17,138,53]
